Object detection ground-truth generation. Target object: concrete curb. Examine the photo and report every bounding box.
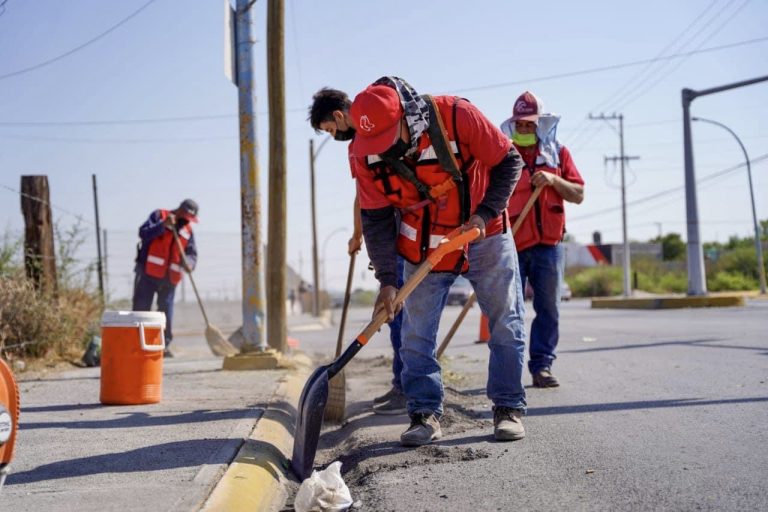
[591,293,745,309]
[201,355,310,512]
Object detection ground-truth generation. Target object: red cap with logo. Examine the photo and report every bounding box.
[511,91,543,123]
[350,85,403,157]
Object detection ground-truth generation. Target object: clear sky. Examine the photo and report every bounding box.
[1,0,766,300]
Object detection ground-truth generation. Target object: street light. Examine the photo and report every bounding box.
[322,227,347,293]
[309,135,332,316]
[692,116,766,295]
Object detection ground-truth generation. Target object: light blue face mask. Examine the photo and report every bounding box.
[512,132,537,147]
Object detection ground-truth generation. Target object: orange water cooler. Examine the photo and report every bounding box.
[100,311,166,405]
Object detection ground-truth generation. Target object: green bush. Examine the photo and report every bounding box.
[707,271,757,292]
[567,266,623,297]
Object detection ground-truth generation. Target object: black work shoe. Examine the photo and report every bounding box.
[373,389,407,415]
[532,368,560,388]
[163,348,174,358]
[493,406,525,441]
[373,386,401,405]
[400,412,442,447]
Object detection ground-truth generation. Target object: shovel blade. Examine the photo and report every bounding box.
[291,365,330,480]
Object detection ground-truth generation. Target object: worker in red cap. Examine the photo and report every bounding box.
[348,76,527,446]
[132,199,199,357]
[500,91,584,388]
[308,87,407,416]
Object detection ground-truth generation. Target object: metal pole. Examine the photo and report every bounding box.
[692,117,766,294]
[236,0,266,350]
[103,228,108,300]
[618,115,631,297]
[266,0,287,352]
[680,75,768,296]
[682,89,707,296]
[91,174,104,302]
[309,139,320,316]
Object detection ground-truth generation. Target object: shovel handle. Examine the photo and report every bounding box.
[358,227,479,345]
[327,228,479,378]
[172,228,209,326]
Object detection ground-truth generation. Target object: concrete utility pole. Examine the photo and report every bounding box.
[692,116,767,295]
[266,0,287,352]
[681,75,768,296]
[235,0,266,352]
[590,113,638,297]
[20,176,57,295]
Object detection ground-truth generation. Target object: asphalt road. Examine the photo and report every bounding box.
[290,298,768,511]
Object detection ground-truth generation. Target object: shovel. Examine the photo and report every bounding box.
[436,186,543,357]
[291,227,480,480]
[172,228,239,357]
[323,251,356,423]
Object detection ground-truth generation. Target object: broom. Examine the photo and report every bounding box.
[324,251,356,423]
[172,228,239,357]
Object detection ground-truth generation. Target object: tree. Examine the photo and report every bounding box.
[654,233,686,261]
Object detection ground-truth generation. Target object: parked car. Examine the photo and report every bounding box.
[447,276,473,306]
[524,281,572,301]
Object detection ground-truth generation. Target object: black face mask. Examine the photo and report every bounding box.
[176,218,189,228]
[333,127,356,141]
[380,138,409,160]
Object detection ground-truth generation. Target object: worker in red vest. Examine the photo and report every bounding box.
[349,77,526,446]
[132,199,199,357]
[501,92,585,388]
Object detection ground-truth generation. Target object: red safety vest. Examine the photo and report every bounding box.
[144,210,192,284]
[360,96,471,272]
[507,147,566,251]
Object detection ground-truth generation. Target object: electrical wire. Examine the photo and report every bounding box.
[0,0,159,82]
[0,182,95,226]
[569,153,768,223]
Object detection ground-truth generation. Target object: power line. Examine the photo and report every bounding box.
[566,3,753,151]
[0,182,95,226]
[0,0,159,82]
[569,153,768,223]
[448,36,768,95]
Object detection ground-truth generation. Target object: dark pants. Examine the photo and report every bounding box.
[132,272,177,346]
[517,244,564,374]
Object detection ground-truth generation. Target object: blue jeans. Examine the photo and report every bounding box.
[400,232,527,416]
[517,244,564,374]
[389,257,405,392]
[132,272,177,345]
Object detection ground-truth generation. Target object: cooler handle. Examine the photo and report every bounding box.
[138,322,166,352]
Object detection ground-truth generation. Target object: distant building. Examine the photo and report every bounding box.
[562,242,662,268]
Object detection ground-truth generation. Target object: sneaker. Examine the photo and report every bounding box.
[532,368,559,388]
[400,412,442,447]
[163,348,174,358]
[493,406,525,441]
[373,386,401,405]
[372,389,407,415]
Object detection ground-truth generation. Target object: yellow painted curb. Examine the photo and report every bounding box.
[201,355,310,512]
[591,294,745,309]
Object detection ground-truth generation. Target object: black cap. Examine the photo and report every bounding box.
[178,198,199,222]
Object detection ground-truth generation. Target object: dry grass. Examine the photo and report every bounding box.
[0,271,102,368]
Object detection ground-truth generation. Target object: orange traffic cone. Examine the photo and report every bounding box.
[474,313,490,344]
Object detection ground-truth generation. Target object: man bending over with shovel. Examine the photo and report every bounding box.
[347,77,528,446]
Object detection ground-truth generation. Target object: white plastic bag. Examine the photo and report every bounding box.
[294,461,353,512]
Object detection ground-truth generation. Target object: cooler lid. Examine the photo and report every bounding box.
[101,310,166,326]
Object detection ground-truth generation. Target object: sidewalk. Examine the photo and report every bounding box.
[2,306,329,512]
